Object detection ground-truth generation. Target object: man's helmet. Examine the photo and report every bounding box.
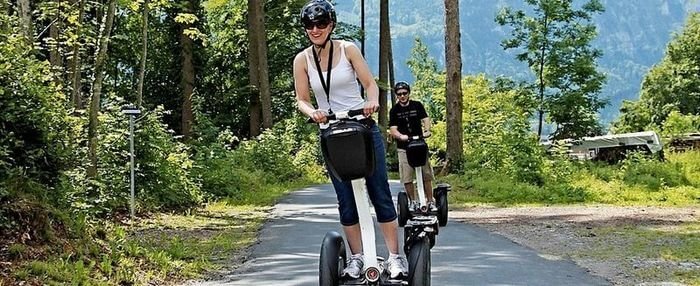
[394,81,411,93]
[300,0,336,29]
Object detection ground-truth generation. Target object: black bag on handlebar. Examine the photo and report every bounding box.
[406,139,428,168]
[321,120,375,181]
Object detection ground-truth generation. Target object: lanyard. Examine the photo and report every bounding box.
[311,40,334,113]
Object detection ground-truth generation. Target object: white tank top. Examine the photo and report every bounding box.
[305,40,365,113]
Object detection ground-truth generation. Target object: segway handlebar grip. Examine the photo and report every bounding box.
[306,109,366,123]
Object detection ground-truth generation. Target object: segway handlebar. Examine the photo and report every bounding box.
[306,108,365,123]
[409,133,431,140]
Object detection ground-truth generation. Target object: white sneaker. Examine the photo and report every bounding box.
[409,201,417,212]
[386,254,408,279]
[429,201,438,212]
[342,254,364,279]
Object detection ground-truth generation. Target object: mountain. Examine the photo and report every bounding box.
[333,0,699,126]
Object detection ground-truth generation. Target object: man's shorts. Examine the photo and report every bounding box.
[397,149,434,184]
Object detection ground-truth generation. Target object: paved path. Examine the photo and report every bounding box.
[190,181,609,286]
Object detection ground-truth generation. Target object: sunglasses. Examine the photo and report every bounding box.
[304,20,331,30]
[396,92,409,97]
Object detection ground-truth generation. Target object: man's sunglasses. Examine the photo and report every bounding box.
[304,20,331,30]
[396,92,409,97]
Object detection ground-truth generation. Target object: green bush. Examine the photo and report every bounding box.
[620,152,689,190]
[0,13,72,185]
[456,171,586,204]
[193,117,324,200]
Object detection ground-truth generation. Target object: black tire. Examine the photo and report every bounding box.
[436,190,448,227]
[407,237,431,286]
[319,231,346,286]
[398,191,410,227]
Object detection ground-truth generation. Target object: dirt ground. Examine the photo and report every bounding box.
[451,206,699,286]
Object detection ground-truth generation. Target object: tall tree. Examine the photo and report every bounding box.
[246,0,261,136]
[378,0,389,133]
[136,0,149,107]
[69,0,85,109]
[444,0,463,171]
[17,0,31,38]
[247,0,271,136]
[496,0,606,140]
[48,0,63,72]
[179,0,196,139]
[87,0,116,178]
[388,31,395,105]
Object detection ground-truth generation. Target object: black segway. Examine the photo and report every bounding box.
[314,109,430,286]
[397,136,450,229]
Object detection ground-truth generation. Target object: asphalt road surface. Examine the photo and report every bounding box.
[190,181,609,286]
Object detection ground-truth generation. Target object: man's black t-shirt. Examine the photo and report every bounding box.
[389,100,428,150]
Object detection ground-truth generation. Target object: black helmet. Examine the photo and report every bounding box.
[300,0,336,29]
[394,81,411,93]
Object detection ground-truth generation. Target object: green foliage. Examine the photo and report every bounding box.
[193,116,323,201]
[199,0,310,137]
[496,0,607,139]
[661,110,700,139]
[620,152,690,190]
[615,12,700,132]
[460,75,546,185]
[0,13,71,185]
[447,171,587,204]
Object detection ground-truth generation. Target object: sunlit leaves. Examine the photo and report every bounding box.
[615,12,700,133]
[497,0,606,139]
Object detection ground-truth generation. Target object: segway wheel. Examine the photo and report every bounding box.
[398,191,410,227]
[436,190,448,227]
[407,237,431,286]
[319,231,346,286]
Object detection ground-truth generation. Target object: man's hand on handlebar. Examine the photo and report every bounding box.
[363,100,379,117]
[399,134,409,141]
[311,109,328,124]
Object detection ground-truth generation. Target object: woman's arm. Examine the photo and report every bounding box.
[294,49,327,123]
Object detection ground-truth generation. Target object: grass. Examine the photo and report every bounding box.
[574,222,700,285]
[445,151,700,207]
[4,179,317,285]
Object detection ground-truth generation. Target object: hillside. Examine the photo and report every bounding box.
[335,0,699,126]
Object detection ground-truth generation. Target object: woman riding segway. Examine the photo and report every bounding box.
[293,0,408,282]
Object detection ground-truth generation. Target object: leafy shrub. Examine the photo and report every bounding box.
[0,13,72,185]
[620,152,689,190]
[58,102,202,217]
[455,171,586,204]
[193,117,324,200]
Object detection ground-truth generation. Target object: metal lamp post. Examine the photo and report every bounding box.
[121,105,141,221]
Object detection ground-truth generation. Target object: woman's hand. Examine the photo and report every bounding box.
[363,100,379,117]
[311,109,328,123]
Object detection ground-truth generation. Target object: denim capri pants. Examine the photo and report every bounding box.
[324,124,398,226]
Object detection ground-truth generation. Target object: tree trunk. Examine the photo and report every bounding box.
[136,0,149,107]
[536,16,549,139]
[378,0,389,135]
[69,0,85,109]
[17,0,31,39]
[49,1,63,72]
[247,0,261,136]
[87,0,116,178]
[251,0,271,130]
[388,29,395,106]
[360,0,365,56]
[180,3,195,140]
[444,0,463,172]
